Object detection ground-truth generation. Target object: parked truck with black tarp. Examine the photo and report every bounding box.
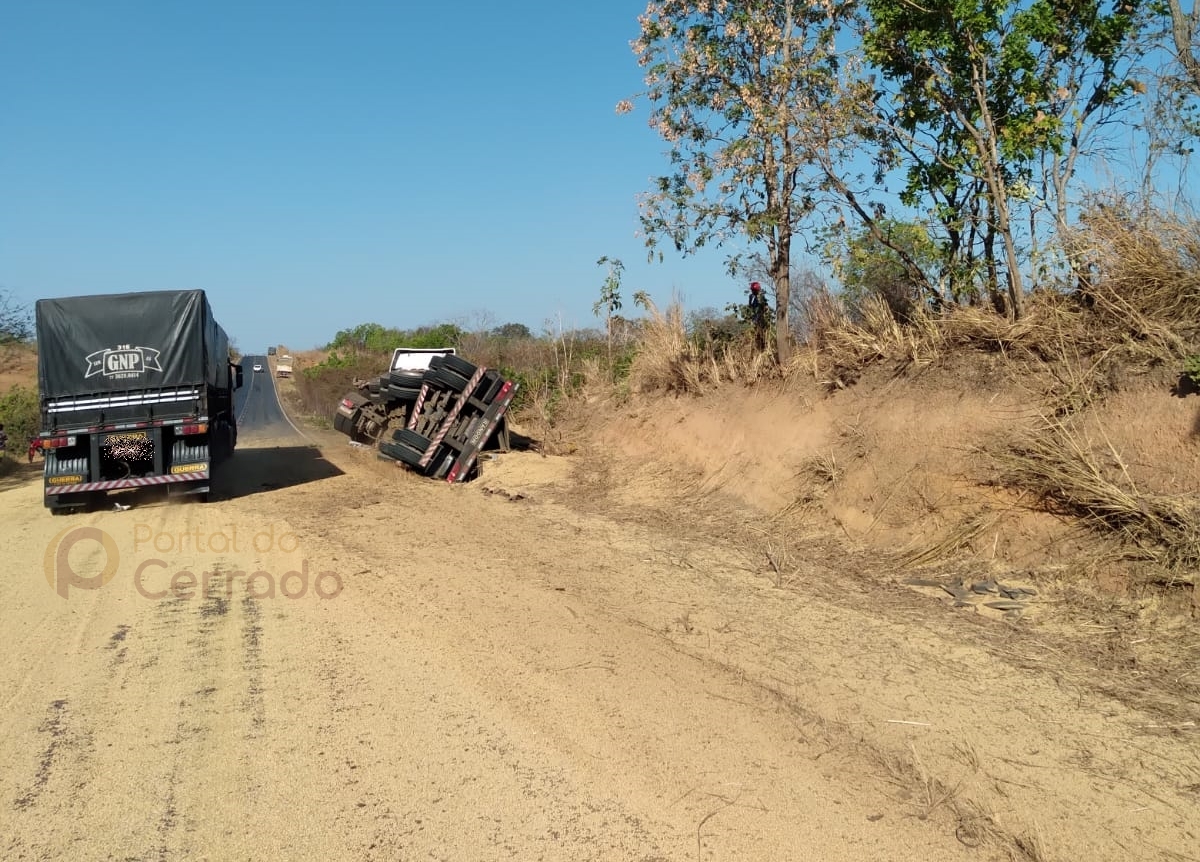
[35,289,243,513]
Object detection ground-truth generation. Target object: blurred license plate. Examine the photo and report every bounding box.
[105,431,148,443]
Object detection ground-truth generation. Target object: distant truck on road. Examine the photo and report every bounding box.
[35,289,243,513]
[276,355,293,378]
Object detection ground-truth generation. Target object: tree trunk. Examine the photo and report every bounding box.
[1167,0,1200,95]
[996,192,1026,319]
[772,243,793,365]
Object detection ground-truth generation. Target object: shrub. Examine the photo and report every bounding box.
[0,384,39,453]
[1184,355,1200,387]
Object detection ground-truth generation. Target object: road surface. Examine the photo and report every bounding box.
[234,354,306,442]
[0,368,1195,861]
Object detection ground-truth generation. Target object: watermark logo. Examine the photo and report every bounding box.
[43,526,121,599]
[43,524,343,601]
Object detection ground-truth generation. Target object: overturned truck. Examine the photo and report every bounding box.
[333,348,517,482]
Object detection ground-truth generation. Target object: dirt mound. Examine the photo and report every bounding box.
[593,353,1200,591]
[0,343,37,392]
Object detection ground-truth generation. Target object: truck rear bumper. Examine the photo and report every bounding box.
[45,470,209,495]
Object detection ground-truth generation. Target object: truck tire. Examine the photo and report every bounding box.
[388,371,424,389]
[440,354,478,378]
[386,384,422,401]
[48,499,79,516]
[427,367,468,393]
[379,440,427,469]
[391,428,431,450]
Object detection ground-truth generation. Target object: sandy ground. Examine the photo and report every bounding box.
[1,370,1197,861]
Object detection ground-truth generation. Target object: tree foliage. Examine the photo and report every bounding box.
[1,289,32,345]
[832,220,945,321]
[0,385,39,450]
[490,322,533,340]
[864,0,1146,316]
[626,0,867,362]
[626,0,1163,327]
[326,321,464,354]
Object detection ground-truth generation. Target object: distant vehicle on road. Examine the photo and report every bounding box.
[276,356,292,378]
[253,363,264,373]
[267,346,277,356]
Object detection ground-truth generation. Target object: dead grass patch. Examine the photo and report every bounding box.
[1065,196,1200,362]
[628,298,776,395]
[988,417,1200,576]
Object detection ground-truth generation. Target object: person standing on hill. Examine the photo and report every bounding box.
[748,282,769,351]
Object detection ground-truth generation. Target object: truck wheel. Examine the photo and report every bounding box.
[391,428,431,450]
[388,371,424,389]
[441,354,478,378]
[428,367,468,393]
[386,385,421,402]
[379,440,425,468]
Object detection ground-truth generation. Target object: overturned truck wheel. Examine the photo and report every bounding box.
[379,439,429,471]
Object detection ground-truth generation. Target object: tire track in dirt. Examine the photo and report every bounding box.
[302,435,1200,862]
[239,592,267,737]
[10,698,73,812]
[0,480,309,861]
[147,586,263,860]
[256,446,980,862]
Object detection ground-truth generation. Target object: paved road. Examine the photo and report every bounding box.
[234,354,304,441]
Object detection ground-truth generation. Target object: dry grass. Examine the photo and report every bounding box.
[292,351,386,423]
[898,513,1004,569]
[627,298,776,395]
[988,417,1200,574]
[1065,196,1200,363]
[796,203,1199,402]
[810,295,942,388]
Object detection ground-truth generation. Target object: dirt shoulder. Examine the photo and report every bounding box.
[277,368,1200,860]
[2,371,1196,861]
[299,354,1200,861]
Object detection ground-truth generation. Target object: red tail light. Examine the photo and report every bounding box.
[41,435,76,449]
[180,423,209,435]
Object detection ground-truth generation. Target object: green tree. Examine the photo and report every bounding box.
[0,385,39,453]
[833,220,945,321]
[491,322,533,340]
[864,0,1146,317]
[624,0,865,364]
[593,256,625,369]
[326,322,461,354]
[1,288,31,345]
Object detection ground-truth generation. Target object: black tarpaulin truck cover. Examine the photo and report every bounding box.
[36,289,231,398]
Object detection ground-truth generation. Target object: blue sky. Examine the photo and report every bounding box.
[0,1,744,353]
